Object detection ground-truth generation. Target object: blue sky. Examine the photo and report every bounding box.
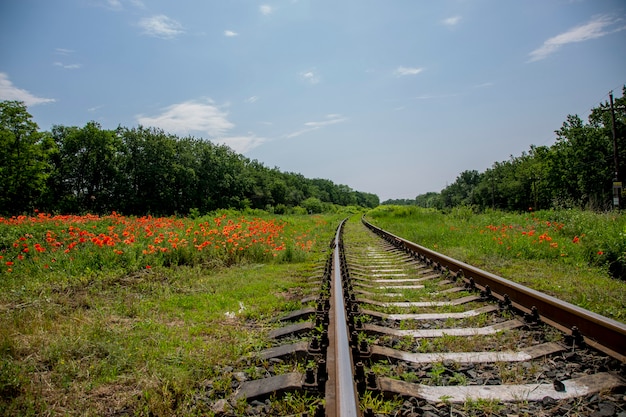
[1,0,625,201]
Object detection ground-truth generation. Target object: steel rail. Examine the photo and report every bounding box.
[326,219,361,417]
[363,217,626,362]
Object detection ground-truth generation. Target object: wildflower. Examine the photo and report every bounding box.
[598,251,604,255]
[6,261,14,266]
[572,236,580,244]
[146,265,152,269]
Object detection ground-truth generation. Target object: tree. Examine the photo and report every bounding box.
[440,170,481,208]
[48,122,123,213]
[551,115,613,209]
[0,100,53,214]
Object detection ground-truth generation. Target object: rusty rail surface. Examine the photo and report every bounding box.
[362,217,626,363]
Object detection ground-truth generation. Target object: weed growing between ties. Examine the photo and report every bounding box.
[359,390,404,414]
[366,206,626,323]
[0,210,343,416]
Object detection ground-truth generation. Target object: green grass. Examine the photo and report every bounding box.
[366,206,626,323]
[0,211,345,416]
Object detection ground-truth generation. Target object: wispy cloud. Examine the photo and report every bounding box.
[136,99,234,137]
[224,30,238,37]
[300,69,320,84]
[442,16,461,26]
[472,81,494,89]
[528,14,624,62]
[394,66,424,77]
[244,96,259,104]
[53,48,81,69]
[138,15,184,39]
[96,0,144,11]
[260,5,272,15]
[286,114,346,139]
[54,62,82,70]
[304,114,346,128]
[412,93,459,100]
[88,105,103,112]
[218,135,267,153]
[55,48,75,55]
[129,0,145,8]
[0,73,55,106]
[104,0,123,11]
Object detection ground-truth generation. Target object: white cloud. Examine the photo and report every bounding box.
[304,114,346,128]
[260,5,272,15]
[136,99,267,154]
[0,73,55,106]
[528,15,624,62]
[136,99,234,137]
[300,70,320,84]
[286,114,346,139]
[96,0,144,10]
[218,135,267,153]
[139,15,184,39]
[53,49,81,69]
[442,16,461,26]
[108,0,122,9]
[224,30,238,37]
[55,48,75,55]
[412,93,459,100]
[244,96,259,103]
[53,62,82,70]
[394,66,424,76]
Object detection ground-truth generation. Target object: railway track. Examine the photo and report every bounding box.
[224,218,626,416]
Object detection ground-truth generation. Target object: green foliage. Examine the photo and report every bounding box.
[0,101,53,215]
[301,197,324,214]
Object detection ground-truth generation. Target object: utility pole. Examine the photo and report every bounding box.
[609,91,622,209]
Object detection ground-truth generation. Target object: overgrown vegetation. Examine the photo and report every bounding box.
[367,206,626,321]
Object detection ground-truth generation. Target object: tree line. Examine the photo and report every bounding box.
[0,100,379,216]
[389,88,626,211]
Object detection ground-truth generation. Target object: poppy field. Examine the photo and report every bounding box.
[0,210,326,281]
